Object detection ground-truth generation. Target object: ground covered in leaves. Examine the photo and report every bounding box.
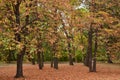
[0,63,120,80]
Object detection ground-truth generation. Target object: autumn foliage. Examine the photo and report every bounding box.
[0,0,120,79]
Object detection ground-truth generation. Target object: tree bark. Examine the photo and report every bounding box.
[84,50,90,66]
[68,42,74,65]
[37,52,42,69]
[93,29,98,72]
[53,57,58,69]
[15,46,26,78]
[88,24,93,72]
[51,53,54,68]
[13,1,26,78]
[41,53,44,67]
[69,54,74,65]
[60,15,74,65]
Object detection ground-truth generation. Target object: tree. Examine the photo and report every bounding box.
[0,0,39,77]
[92,0,120,63]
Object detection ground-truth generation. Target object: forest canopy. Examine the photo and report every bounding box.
[0,0,120,78]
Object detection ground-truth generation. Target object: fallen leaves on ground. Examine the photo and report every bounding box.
[0,63,120,80]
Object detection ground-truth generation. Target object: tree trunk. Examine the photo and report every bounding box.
[68,42,74,65]
[84,50,90,66]
[93,29,98,72]
[41,53,44,67]
[32,53,36,65]
[88,24,93,72]
[69,54,74,65]
[51,53,54,68]
[37,52,42,69]
[31,58,35,65]
[53,57,58,69]
[51,59,54,68]
[15,46,26,78]
[13,1,25,78]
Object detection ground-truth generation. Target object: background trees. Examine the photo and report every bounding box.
[0,0,120,78]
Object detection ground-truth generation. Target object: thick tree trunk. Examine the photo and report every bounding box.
[15,54,24,78]
[93,29,98,72]
[53,57,58,69]
[88,24,93,72]
[15,46,26,78]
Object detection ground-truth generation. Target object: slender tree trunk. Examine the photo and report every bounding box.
[51,42,56,68]
[41,52,44,67]
[60,16,74,65]
[15,46,26,78]
[84,50,90,66]
[51,52,59,69]
[37,52,42,69]
[93,29,98,72]
[88,24,93,72]
[51,59,54,67]
[69,54,74,65]
[68,42,74,65]
[51,53,54,68]
[53,57,58,69]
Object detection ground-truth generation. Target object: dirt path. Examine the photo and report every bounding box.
[0,63,120,80]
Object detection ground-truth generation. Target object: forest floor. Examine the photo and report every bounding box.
[0,63,120,80]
